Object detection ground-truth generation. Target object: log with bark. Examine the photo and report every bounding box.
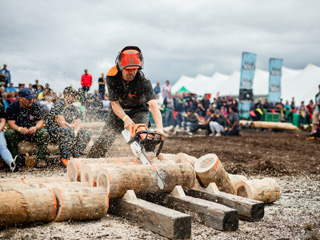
[252,121,297,131]
[194,154,235,194]
[21,176,69,184]
[97,163,196,198]
[228,174,248,190]
[53,187,109,222]
[234,178,280,203]
[39,182,91,189]
[0,188,57,228]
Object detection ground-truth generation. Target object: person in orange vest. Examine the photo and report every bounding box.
[88,46,164,158]
[81,69,92,97]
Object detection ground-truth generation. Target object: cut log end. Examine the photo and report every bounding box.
[67,159,79,182]
[194,154,218,173]
[97,169,111,194]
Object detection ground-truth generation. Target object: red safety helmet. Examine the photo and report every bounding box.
[115,46,144,71]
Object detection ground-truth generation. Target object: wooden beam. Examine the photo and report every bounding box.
[186,188,265,222]
[109,190,191,239]
[150,186,238,231]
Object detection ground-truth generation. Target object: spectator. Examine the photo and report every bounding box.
[0,87,5,97]
[263,98,271,111]
[220,106,228,116]
[154,82,161,95]
[6,83,15,93]
[81,69,92,96]
[35,84,43,97]
[46,87,91,167]
[306,119,320,140]
[297,101,306,127]
[311,84,320,133]
[98,73,106,99]
[199,94,211,117]
[223,106,240,136]
[183,109,200,134]
[0,103,21,172]
[162,80,171,98]
[163,92,174,127]
[174,93,187,129]
[0,64,11,87]
[28,83,35,93]
[32,79,43,90]
[1,92,9,110]
[197,108,213,135]
[5,88,48,168]
[209,109,226,136]
[7,91,16,104]
[288,98,296,123]
[306,100,314,125]
[92,89,101,100]
[101,94,111,118]
[254,98,263,110]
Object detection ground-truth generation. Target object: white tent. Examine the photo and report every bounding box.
[172,64,320,103]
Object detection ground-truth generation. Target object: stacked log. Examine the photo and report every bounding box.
[0,188,57,228]
[0,183,39,192]
[194,154,235,194]
[228,174,248,191]
[39,182,91,189]
[67,157,141,182]
[53,187,108,221]
[234,178,280,203]
[97,163,196,198]
[21,176,69,184]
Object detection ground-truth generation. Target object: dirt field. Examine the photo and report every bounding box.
[1,129,320,239]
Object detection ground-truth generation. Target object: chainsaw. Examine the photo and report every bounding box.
[122,124,165,190]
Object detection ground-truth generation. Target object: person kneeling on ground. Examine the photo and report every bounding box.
[222,106,241,136]
[306,119,320,140]
[209,109,226,137]
[46,87,91,167]
[183,109,200,135]
[0,103,21,171]
[5,88,48,168]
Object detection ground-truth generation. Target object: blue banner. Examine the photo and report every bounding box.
[268,58,283,104]
[238,52,257,119]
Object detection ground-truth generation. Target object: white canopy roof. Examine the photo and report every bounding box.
[172,64,319,103]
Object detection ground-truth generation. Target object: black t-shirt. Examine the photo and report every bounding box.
[98,78,105,91]
[107,70,156,110]
[0,104,5,119]
[200,99,210,110]
[46,100,81,129]
[6,101,43,128]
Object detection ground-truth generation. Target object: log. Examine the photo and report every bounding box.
[67,157,140,182]
[0,183,39,192]
[80,162,139,187]
[155,186,238,231]
[234,178,280,203]
[252,121,297,131]
[21,176,69,184]
[228,174,248,190]
[53,187,109,222]
[0,188,57,228]
[174,153,197,166]
[109,190,191,239]
[194,154,235,194]
[97,163,196,198]
[187,188,265,222]
[39,182,90,189]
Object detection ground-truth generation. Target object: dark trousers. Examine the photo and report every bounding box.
[224,128,240,136]
[5,128,48,161]
[48,127,91,159]
[88,109,149,158]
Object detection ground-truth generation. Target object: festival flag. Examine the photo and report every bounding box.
[268,58,283,104]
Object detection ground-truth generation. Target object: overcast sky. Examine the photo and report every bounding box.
[0,0,319,93]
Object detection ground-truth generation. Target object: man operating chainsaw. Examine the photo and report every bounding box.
[88,46,164,158]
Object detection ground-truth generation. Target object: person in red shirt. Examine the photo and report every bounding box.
[81,69,92,96]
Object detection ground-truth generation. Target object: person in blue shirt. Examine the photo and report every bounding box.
[6,83,15,93]
[153,82,161,95]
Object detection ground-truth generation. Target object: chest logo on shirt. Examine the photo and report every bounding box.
[30,116,34,120]
[128,93,136,98]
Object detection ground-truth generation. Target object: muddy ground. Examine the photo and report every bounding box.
[0,129,320,239]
